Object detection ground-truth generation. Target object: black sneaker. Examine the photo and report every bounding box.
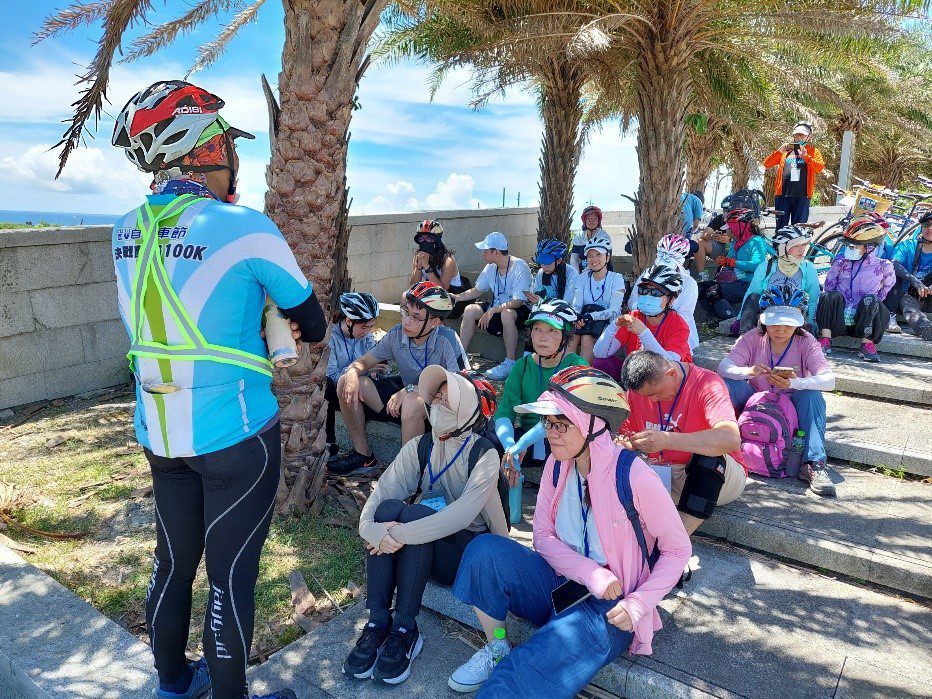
[326,442,340,461]
[373,626,423,685]
[329,451,377,476]
[343,622,391,680]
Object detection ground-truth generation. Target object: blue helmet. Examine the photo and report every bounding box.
[535,238,567,265]
[759,284,808,327]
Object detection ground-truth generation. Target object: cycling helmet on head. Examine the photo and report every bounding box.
[535,238,568,265]
[526,299,577,332]
[113,80,253,172]
[772,225,811,257]
[581,205,603,226]
[724,207,756,224]
[339,292,379,323]
[584,232,612,256]
[547,365,630,434]
[639,264,683,296]
[459,371,497,433]
[850,212,889,230]
[656,234,691,265]
[405,281,453,319]
[843,218,886,246]
[416,219,444,236]
[759,284,808,328]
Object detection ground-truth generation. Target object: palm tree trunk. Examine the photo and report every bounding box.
[729,141,751,191]
[631,37,692,273]
[763,169,777,206]
[537,60,586,246]
[265,0,384,515]
[685,118,725,193]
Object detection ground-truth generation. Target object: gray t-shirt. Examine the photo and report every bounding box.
[370,324,470,386]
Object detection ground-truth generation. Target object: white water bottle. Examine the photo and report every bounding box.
[263,301,298,368]
[489,627,510,664]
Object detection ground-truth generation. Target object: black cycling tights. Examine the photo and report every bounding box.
[144,422,280,699]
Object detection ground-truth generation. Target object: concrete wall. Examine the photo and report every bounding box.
[0,205,847,409]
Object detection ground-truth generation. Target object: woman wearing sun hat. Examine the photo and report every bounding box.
[447,366,691,697]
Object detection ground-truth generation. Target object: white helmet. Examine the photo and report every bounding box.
[639,263,683,296]
[584,233,612,256]
[339,292,380,322]
[656,234,691,266]
[772,225,811,258]
[112,80,253,172]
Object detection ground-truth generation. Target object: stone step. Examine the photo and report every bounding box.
[693,335,932,406]
[819,392,932,477]
[715,318,932,359]
[421,534,932,699]
[698,462,932,598]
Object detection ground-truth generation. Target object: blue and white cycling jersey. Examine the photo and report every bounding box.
[112,194,312,457]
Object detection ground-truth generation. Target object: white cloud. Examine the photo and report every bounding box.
[0,143,149,200]
[356,173,480,214]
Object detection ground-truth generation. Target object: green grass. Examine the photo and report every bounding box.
[0,220,56,229]
[0,390,364,657]
[874,465,907,480]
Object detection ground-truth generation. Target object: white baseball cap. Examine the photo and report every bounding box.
[475,231,508,251]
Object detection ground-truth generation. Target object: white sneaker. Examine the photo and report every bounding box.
[887,317,902,333]
[484,359,515,381]
[448,643,508,693]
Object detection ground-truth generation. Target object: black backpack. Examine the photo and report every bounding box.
[413,433,512,530]
[721,189,766,219]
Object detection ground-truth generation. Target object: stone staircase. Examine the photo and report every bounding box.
[315,311,932,698]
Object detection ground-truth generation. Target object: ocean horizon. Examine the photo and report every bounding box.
[0,209,119,227]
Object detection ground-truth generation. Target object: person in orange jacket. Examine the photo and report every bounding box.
[763,122,825,230]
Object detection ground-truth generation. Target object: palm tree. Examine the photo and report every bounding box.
[565,0,930,270]
[379,0,600,244]
[36,0,387,515]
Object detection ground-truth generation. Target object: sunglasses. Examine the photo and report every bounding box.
[415,233,440,245]
[540,416,571,434]
[637,286,667,298]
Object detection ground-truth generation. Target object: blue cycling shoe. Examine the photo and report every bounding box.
[252,691,298,699]
[155,658,211,698]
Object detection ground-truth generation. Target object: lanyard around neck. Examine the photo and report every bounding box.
[576,467,591,559]
[427,436,472,489]
[495,258,512,298]
[589,270,607,303]
[769,336,795,369]
[656,363,688,461]
[408,331,432,371]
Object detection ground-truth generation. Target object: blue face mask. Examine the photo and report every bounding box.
[843,245,863,261]
[637,295,665,317]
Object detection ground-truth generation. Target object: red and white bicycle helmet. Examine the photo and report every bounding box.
[112,80,253,172]
[405,281,453,319]
[656,234,691,265]
[581,205,603,227]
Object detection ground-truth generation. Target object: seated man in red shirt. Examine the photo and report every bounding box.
[618,349,746,535]
[593,264,692,381]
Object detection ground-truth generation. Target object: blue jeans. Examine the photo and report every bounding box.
[452,534,633,699]
[775,194,811,229]
[725,379,827,463]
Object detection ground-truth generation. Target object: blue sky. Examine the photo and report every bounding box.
[0,3,642,217]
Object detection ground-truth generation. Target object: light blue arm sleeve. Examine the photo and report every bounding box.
[495,418,516,452]
[511,422,547,459]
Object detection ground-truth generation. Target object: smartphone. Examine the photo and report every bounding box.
[551,579,591,615]
[771,366,796,378]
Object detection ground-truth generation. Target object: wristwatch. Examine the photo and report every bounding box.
[405,384,417,394]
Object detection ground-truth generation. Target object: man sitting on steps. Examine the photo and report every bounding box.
[451,231,533,381]
[618,350,747,537]
[331,282,469,475]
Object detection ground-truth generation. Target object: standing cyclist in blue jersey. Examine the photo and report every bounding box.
[111,80,327,699]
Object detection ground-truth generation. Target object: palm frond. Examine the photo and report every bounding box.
[33,1,114,44]
[187,0,265,76]
[124,0,241,62]
[51,0,153,178]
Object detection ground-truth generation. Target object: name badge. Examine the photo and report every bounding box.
[790,164,801,182]
[420,490,449,512]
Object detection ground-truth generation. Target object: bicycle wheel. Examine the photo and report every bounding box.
[807,225,845,273]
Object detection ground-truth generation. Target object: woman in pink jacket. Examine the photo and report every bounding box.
[447,366,691,697]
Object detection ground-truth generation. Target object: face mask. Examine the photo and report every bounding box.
[777,255,803,278]
[429,403,459,439]
[794,140,808,146]
[843,245,863,261]
[637,295,664,317]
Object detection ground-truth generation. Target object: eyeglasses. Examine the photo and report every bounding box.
[541,416,571,433]
[638,286,667,298]
[400,303,428,323]
[429,384,449,407]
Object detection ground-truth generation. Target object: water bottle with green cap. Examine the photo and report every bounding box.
[489,627,510,664]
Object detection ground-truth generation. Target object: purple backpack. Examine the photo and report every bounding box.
[737,390,798,478]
